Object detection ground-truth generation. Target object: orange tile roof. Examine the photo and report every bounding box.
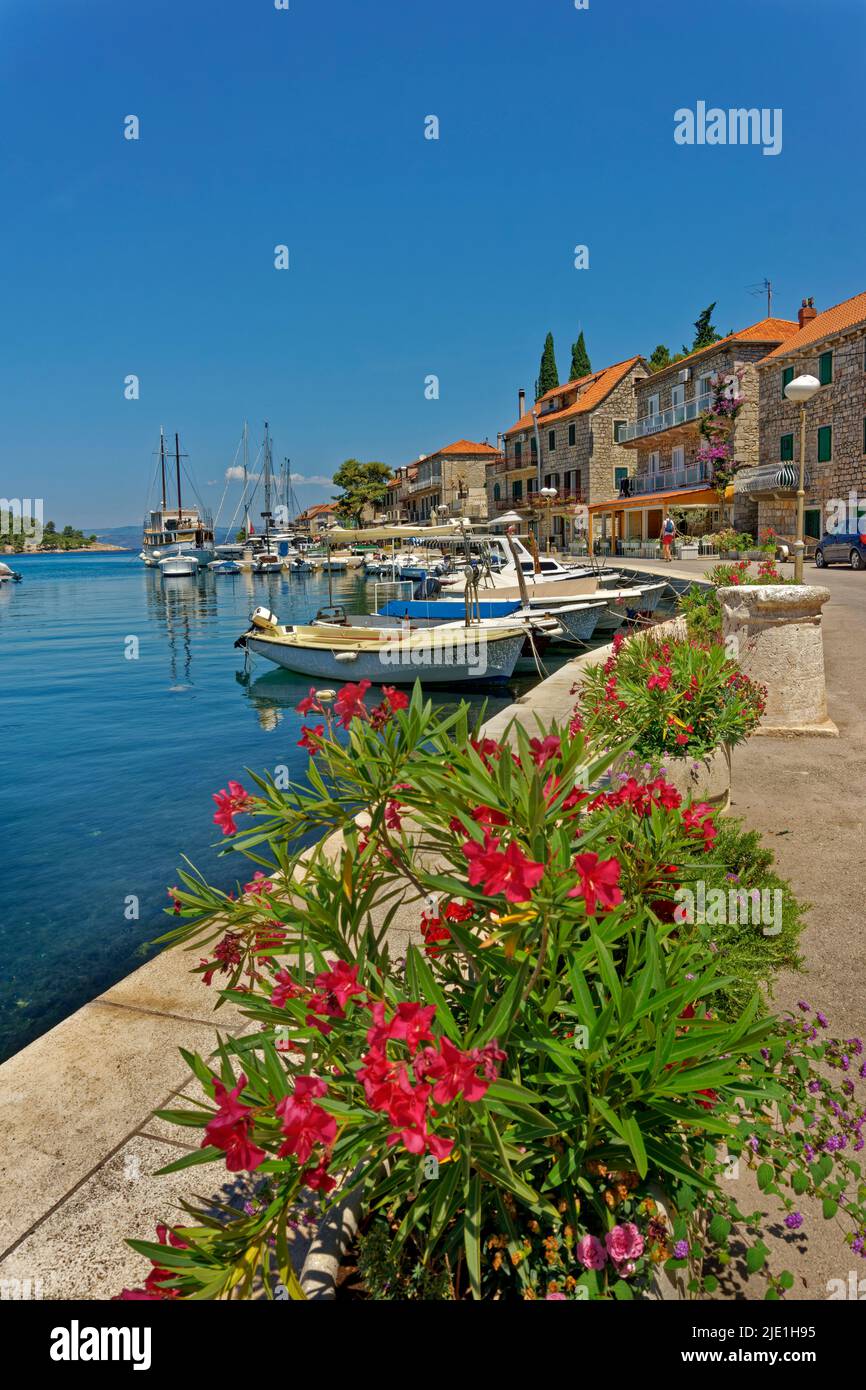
[503,357,646,436]
[437,439,500,456]
[759,292,866,362]
[639,318,799,383]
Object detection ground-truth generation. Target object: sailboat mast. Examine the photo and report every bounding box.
[242,420,250,535]
[175,433,183,515]
[263,421,272,517]
[159,429,167,510]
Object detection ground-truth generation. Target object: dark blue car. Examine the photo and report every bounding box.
[814,530,866,570]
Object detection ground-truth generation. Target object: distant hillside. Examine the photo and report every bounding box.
[93,525,139,551]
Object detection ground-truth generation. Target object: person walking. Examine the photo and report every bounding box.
[661,512,677,562]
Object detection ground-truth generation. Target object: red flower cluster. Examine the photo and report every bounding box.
[212,781,253,837]
[298,724,325,753]
[462,833,545,903]
[370,685,409,730]
[358,1001,502,1158]
[335,679,371,728]
[199,930,244,986]
[276,1075,338,1170]
[647,665,673,692]
[420,900,475,957]
[202,1073,266,1173]
[528,734,561,769]
[682,802,718,850]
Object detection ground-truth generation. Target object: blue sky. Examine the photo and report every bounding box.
[1,0,864,528]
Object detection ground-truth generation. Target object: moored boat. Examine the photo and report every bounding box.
[142,431,215,568]
[236,608,526,685]
[158,552,199,578]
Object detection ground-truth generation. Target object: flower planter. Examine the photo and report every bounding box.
[613,743,732,812]
[718,584,838,737]
[678,544,700,560]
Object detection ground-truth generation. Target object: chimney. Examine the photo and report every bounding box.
[798,297,817,329]
[518,388,526,419]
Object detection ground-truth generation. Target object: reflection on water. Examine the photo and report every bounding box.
[0,553,529,1060]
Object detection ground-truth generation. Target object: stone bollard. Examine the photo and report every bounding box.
[718,584,838,737]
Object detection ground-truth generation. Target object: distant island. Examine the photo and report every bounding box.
[0,520,132,555]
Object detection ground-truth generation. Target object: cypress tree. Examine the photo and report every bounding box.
[536,332,559,398]
[569,331,591,381]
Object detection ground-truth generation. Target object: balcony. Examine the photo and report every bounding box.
[407,473,442,495]
[620,459,714,497]
[617,391,716,448]
[493,490,586,511]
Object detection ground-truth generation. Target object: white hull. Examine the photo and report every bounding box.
[158,556,199,578]
[244,625,526,685]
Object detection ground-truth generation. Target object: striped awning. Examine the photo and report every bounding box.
[736,463,808,495]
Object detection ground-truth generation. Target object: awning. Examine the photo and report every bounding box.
[323,521,472,544]
[589,484,733,513]
[735,464,808,496]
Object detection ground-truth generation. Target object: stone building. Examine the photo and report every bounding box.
[751,292,866,543]
[491,357,648,548]
[602,318,798,544]
[385,441,499,525]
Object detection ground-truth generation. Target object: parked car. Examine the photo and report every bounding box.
[814,530,866,570]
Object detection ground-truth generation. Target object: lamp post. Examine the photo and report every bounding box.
[783,374,821,583]
[539,486,557,554]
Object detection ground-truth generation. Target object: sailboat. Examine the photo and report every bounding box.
[141,431,215,568]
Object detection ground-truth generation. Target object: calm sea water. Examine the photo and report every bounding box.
[0,552,548,1061]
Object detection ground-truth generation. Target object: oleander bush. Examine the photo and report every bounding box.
[119,686,866,1301]
[572,630,766,762]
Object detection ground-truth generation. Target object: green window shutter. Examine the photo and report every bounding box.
[781,366,794,397]
[614,467,628,487]
[780,433,794,462]
[568,424,576,446]
[819,351,833,386]
[548,430,556,452]
[817,425,832,463]
[514,442,522,463]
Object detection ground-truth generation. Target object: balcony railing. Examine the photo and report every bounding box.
[620,460,713,497]
[618,391,714,444]
[493,490,586,511]
[406,473,442,494]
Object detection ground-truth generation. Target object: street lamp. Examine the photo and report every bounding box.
[783,374,821,582]
[539,486,557,554]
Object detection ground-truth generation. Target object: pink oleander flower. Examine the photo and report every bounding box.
[568,852,623,916]
[212,780,253,836]
[462,833,545,904]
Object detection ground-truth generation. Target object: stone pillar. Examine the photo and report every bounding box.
[718,584,838,737]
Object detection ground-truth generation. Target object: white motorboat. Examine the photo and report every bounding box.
[158,552,199,578]
[236,607,526,685]
[0,561,22,582]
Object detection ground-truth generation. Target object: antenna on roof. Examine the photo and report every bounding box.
[747,278,774,317]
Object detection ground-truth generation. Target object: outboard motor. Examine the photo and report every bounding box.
[250,606,279,629]
[414,575,441,600]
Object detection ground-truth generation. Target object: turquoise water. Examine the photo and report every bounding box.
[0,553,535,1061]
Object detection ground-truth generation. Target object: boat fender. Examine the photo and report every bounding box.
[250,607,279,629]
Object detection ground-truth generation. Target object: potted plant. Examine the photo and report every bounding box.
[572,630,767,810]
[116,688,865,1302]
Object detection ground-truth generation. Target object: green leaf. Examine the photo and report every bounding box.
[709,1214,731,1244]
[746,1244,766,1274]
[822,1197,838,1220]
[757,1163,774,1192]
[464,1173,482,1300]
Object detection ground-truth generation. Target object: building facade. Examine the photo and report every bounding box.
[752,293,866,543]
[606,318,799,545]
[385,441,499,525]
[491,357,648,547]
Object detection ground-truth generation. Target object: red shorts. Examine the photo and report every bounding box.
[662,535,673,548]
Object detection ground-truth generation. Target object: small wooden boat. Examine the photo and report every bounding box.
[252,553,283,574]
[236,608,526,685]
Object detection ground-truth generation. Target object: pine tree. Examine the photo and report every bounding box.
[536,332,559,398]
[685,303,722,355]
[569,331,591,381]
[648,344,673,373]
